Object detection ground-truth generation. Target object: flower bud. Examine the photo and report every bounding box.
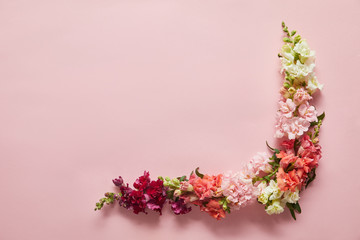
[288,87,296,95]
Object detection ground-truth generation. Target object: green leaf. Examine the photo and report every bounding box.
[195,167,204,178]
[306,168,317,188]
[317,112,325,121]
[178,175,187,182]
[266,141,280,154]
[290,208,296,220]
[293,202,302,213]
[310,112,326,126]
[286,203,297,220]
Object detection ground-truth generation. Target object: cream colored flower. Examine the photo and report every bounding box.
[293,39,315,63]
[307,74,324,94]
[283,190,300,204]
[265,200,285,215]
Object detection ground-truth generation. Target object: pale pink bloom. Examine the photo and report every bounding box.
[279,99,296,118]
[247,152,272,177]
[293,88,312,105]
[298,102,318,122]
[276,116,310,140]
[221,171,256,210]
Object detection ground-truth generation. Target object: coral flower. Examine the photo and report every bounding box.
[200,200,226,220]
[188,174,223,200]
[276,168,301,192]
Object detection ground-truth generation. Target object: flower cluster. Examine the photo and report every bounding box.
[254,22,324,219]
[95,22,324,221]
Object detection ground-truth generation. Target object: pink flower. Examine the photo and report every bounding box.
[221,171,256,210]
[279,99,296,118]
[293,88,312,105]
[275,116,310,140]
[200,200,226,220]
[281,139,295,149]
[298,135,322,164]
[188,174,222,200]
[276,151,298,169]
[276,168,301,192]
[298,102,318,122]
[243,152,272,181]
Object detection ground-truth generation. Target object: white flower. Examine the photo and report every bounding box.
[307,74,324,94]
[283,190,300,204]
[282,60,315,79]
[265,200,285,215]
[267,180,283,200]
[258,192,270,204]
[258,180,283,204]
[293,39,315,63]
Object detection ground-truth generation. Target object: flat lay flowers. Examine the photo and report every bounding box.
[95,22,324,221]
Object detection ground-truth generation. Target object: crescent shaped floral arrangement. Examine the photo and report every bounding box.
[94,22,325,221]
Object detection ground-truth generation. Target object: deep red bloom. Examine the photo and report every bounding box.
[120,184,147,214]
[145,179,167,215]
[133,171,150,191]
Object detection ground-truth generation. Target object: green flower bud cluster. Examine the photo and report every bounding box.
[94,192,121,211]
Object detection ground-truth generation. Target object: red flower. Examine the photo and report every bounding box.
[145,179,167,215]
[133,171,150,191]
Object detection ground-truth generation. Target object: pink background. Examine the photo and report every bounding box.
[1,0,359,239]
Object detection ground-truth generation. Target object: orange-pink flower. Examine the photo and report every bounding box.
[276,168,301,192]
[188,174,223,200]
[200,200,226,220]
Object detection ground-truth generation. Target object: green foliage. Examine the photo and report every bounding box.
[94,192,121,211]
[195,167,204,178]
[286,202,302,220]
[305,168,316,188]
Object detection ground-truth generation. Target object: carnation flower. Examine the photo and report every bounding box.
[120,185,147,214]
[221,171,256,210]
[298,102,318,122]
[298,135,322,163]
[275,115,310,140]
[281,139,295,149]
[265,200,285,215]
[281,57,315,79]
[200,200,226,220]
[293,88,312,106]
[279,99,296,118]
[282,189,300,204]
[277,151,298,169]
[293,39,315,63]
[170,199,192,215]
[306,74,323,94]
[133,171,150,191]
[276,168,301,192]
[145,179,167,215]
[188,174,222,200]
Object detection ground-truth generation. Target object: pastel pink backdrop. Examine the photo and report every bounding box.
[1,0,359,239]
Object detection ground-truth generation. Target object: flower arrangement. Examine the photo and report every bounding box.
[95,22,324,221]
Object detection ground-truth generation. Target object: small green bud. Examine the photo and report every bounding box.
[283,37,292,43]
[282,21,285,27]
[291,30,296,36]
[165,177,171,181]
[294,35,301,44]
[288,87,296,95]
[172,178,180,185]
[283,82,291,89]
